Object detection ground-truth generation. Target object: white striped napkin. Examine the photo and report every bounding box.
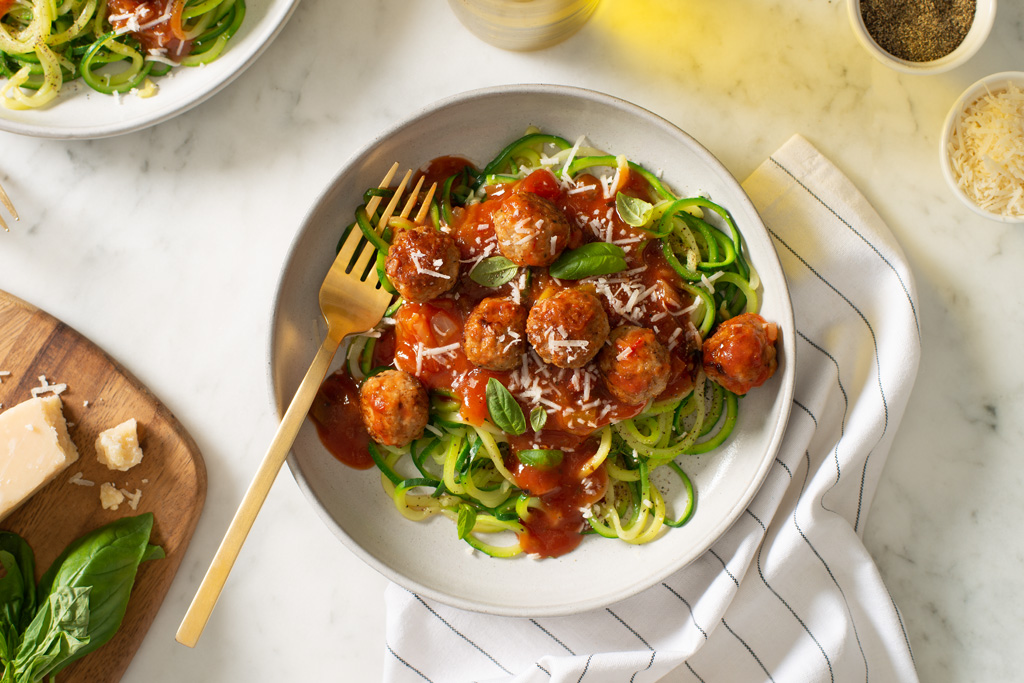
[382,134,922,683]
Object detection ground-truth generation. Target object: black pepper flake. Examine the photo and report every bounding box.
[861,0,976,63]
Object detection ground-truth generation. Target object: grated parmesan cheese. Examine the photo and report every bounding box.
[947,82,1024,218]
[30,375,67,398]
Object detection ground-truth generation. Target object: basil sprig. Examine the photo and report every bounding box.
[0,514,163,682]
[485,378,526,435]
[548,242,627,280]
[517,448,564,470]
[616,192,654,227]
[529,405,548,432]
[456,505,477,540]
[470,256,518,287]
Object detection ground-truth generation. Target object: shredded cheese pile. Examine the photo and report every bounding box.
[947,82,1024,218]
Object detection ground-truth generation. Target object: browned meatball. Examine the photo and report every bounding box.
[385,227,460,303]
[463,297,528,371]
[703,313,778,395]
[358,370,429,447]
[526,288,610,368]
[598,326,671,405]
[492,192,571,267]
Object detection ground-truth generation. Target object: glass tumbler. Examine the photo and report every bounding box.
[447,0,601,51]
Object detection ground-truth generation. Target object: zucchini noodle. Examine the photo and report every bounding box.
[0,0,245,109]
[327,129,763,558]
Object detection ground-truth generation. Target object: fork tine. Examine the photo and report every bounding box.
[365,162,400,218]
[350,240,378,279]
[335,225,364,269]
[0,179,16,232]
[0,181,17,220]
[415,183,438,224]
[377,170,412,233]
[399,176,425,219]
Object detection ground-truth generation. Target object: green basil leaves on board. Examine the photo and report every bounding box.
[0,514,163,683]
[615,192,654,227]
[485,378,526,436]
[470,255,519,288]
[548,242,627,280]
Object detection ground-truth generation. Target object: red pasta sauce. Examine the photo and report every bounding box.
[314,161,703,557]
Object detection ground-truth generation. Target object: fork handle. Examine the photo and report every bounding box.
[176,332,342,648]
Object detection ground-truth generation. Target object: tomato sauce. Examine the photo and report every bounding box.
[0,0,14,17]
[314,162,702,557]
[309,371,374,470]
[106,0,193,59]
[506,430,609,556]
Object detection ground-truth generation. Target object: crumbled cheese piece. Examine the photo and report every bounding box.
[100,482,125,510]
[30,375,67,398]
[95,418,144,472]
[119,487,142,511]
[68,471,95,487]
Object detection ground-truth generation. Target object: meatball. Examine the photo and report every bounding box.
[385,227,460,303]
[702,312,779,395]
[358,370,430,447]
[526,288,610,368]
[463,296,528,371]
[598,325,671,405]
[492,191,571,267]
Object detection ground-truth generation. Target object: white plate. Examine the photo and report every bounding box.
[0,0,298,139]
[269,85,796,617]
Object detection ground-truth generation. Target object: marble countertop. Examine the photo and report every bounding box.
[2,0,1022,680]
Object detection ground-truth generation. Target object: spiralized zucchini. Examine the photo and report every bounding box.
[0,0,245,109]
[334,130,760,558]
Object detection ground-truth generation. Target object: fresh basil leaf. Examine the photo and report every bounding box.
[140,544,166,564]
[34,513,161,675]
[616,192,654,227]
[529,406,547,432]
[0,533,36,635]
[548,242,627,280]
[456,505,477,540]
[9,586,90,683]
[485,378,526,435]
[517,448,564,470]
[470,256,519,287]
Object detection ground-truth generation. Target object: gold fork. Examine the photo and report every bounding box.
[176,164,436,648]
[0,179,18,232]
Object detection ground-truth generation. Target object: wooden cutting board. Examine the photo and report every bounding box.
[0,289,206,682]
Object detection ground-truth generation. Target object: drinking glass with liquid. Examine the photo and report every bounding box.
[447,0,601,51]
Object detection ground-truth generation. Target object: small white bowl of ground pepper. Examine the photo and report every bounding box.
[849,0,996,74]
[940,72,1024,222]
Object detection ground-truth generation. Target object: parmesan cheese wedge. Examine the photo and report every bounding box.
[0,395,80,521]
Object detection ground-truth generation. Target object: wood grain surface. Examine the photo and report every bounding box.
[0,290,206,682]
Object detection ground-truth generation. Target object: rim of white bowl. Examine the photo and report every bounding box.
[847,0,997,75]
[939,71,1024,223]
[267,83,797,616]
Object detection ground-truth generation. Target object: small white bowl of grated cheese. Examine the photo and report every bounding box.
[940,71,1024,223]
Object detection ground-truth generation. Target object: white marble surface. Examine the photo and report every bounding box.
[1,0,1022,680]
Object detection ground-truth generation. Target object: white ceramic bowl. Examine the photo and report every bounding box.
[0,0,298,139]
[848,0,996,74]
[269,85,796,616]
[940,71,1024,223]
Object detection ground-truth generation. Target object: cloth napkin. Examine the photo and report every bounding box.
[381,134,922,683]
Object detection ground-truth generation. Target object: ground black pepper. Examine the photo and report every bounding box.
[861,0,976,62]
